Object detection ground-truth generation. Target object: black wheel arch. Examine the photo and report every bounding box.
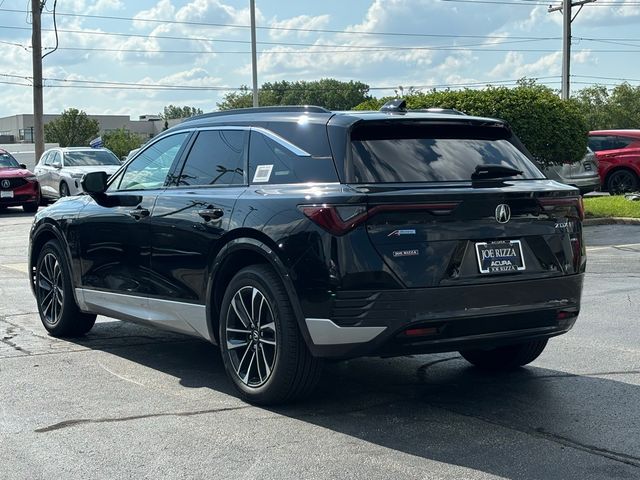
[29,221,81,305]
[206,237,311,348]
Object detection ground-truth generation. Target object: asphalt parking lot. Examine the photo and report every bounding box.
[1,207,639,480]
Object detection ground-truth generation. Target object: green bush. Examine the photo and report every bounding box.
[355,85,588,166]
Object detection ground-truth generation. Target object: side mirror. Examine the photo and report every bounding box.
[82,171,108,195]
[52,161,62,169]
[20,163,27,169]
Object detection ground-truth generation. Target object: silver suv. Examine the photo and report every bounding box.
[34,147,121,201]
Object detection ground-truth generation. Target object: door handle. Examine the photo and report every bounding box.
[128,206,150,220]
[198,206,224,221]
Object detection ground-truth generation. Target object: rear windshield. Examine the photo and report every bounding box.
[350,123,544,183]
[64,150,120,167]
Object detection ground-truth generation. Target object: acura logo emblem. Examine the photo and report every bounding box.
[1,179,10,189]
[495,204,511,224]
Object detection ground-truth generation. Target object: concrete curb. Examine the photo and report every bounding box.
[584,217,640,226]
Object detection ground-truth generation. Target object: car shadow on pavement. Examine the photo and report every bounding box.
[67,320,640,480]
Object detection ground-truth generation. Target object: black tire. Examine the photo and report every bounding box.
[35,240,96,337]
[606,169,639,195]
[219,264,322,405]
[459,339,548,370]
[59,182,70,197]
[23,202,38,213]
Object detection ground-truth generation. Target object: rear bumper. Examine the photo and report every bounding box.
[301,274,583,358]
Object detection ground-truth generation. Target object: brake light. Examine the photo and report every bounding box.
[299,202,460,236]
[538,196,584,220]
[299,205,368,236]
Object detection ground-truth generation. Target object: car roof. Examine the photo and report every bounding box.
[175,106,505,130]
[590,129,640,137]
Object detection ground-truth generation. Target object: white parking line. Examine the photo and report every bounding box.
[0,263,29,273]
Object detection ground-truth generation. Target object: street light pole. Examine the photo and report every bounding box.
[249,0,259,107]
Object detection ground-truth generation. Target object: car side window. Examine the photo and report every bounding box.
[51,152,61,166]
[175,129,247,186]
[41,152,52,166]
[614,136,636,149]
[248,131,339,185]
[111,132,190,191]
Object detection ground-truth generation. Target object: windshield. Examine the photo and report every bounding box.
[64,150,120,167]
[0,152,20,168]
[350,123,544,183]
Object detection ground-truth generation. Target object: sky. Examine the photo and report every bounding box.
[1,0,640,118]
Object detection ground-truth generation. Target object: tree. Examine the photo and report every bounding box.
[217,79,372,111]
[355,83,588,166]
[573,83,640,130]
[103,128,144,160]
[162,105,203,120]
[44,108,100,147]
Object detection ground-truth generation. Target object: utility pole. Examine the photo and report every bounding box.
[548,0,596,100]
[249,0,259,107]
[31,0,45,161]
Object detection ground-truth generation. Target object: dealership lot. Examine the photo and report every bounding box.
[1,209,639,480]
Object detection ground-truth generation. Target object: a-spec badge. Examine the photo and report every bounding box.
[393,249,420,257]
[388,229,417,237]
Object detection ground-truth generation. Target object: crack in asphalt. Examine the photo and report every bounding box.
[427,402,640,469]
[34,405,251,433]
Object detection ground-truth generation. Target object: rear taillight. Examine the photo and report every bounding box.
[299,205,368,236]
[538,196,584,220]
[299,202,460,236]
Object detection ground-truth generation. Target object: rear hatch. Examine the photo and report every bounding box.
[348,120,584,288]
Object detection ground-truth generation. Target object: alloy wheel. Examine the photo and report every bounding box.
[609,171,638,194]
[38,252,64,325]
[225,286,277,388]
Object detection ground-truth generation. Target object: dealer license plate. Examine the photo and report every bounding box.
[0,191,14,199]
[475,240,526,274]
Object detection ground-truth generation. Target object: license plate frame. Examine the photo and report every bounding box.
[475,239,526,274]
[0,190,14,199]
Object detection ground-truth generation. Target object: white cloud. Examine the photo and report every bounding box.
[269,14,331,40]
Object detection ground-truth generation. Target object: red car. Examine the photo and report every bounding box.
[0,149,40,213]
[588,130,640,194]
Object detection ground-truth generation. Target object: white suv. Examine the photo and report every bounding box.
[34,147,121,201]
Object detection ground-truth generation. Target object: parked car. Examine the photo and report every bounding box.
[34,147,121,201]
[29,104,585,404]
[0,148,40,212]
[588,129,640,194]
[542,148,600,194]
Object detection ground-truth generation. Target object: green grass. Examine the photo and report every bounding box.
[583,196,640,218]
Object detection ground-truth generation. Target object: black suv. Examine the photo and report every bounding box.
[29,104,585,404]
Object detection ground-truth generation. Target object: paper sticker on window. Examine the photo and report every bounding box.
[253,164,273,183]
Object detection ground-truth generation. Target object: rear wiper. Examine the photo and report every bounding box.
[471,164,523,180]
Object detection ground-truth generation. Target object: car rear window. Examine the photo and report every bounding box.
[64,150,120,167]
[349,123,544,183]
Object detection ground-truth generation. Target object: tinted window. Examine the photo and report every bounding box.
[589,135,637,151]
[176,130,246,186]
[350,124,544,183]
[113,132,189,191]
[0,151,19,168]
[249,131,338,184]
[64,150,120,167]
